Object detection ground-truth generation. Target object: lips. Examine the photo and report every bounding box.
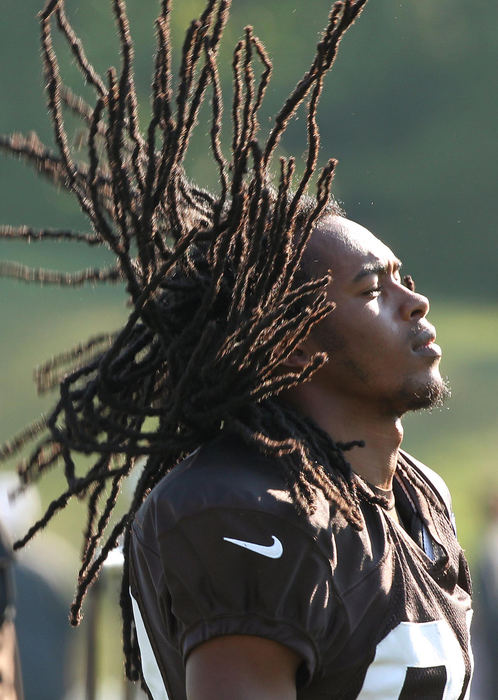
[412,326,442,357]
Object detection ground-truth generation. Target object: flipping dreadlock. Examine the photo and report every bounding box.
[0,0,438,681]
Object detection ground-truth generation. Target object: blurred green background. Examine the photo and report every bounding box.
[0,0,496,697]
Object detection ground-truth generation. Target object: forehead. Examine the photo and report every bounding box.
[306,215,398,278]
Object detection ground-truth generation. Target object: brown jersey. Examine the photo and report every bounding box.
[128,433,473,699]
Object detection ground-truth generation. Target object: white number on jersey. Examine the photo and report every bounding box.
[357,616,472,699]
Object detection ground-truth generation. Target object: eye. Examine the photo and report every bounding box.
[363,285,382,298]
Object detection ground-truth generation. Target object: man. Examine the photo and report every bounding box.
[0,0,472,698]
[0,524,23,700]
[128,214,473,699]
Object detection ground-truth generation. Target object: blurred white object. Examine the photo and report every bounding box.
[104,546,124,570]
[0,472,41,542]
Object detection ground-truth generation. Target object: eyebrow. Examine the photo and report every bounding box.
[352,259,402,284]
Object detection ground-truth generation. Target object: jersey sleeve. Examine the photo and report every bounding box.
[148,504,336,684]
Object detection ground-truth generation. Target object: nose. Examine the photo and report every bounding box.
[400,288,430,321]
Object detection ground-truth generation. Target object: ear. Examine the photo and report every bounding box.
[280,344,313,371]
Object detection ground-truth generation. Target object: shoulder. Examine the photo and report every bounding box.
[132,432,322,543]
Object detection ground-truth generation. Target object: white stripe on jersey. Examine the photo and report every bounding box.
[130,589,170,700]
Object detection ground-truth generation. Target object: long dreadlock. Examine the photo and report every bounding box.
[1,0,439,680]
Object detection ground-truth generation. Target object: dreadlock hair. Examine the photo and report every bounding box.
[1,0,441,681]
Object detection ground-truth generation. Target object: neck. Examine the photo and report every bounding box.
[284,384,404,490]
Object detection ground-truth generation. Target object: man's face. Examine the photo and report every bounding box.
[303,215,448,417]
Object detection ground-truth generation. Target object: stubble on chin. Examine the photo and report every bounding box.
[400,374,451,414]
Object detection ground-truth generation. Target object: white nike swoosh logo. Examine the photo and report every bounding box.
[223,535,283,559]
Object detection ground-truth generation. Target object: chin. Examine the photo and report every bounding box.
[396,374,451,415]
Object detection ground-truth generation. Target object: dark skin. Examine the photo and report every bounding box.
[185,215,445,699]
[186,635,301,700]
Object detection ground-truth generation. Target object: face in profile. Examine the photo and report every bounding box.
[304,215,449,417]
